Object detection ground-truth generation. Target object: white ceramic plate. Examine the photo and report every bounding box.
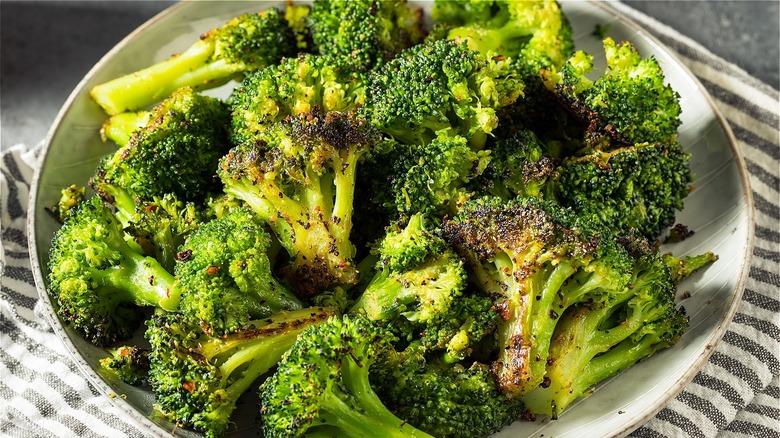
[28,1,754,437]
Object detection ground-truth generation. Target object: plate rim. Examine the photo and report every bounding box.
[26,1,756,437]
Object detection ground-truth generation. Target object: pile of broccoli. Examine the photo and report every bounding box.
[46,1,718,437]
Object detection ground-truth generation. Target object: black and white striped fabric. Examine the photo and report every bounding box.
[1,4,777,438]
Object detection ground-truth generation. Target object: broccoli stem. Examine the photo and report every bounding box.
[99,246,178,311]
[349,270,403,320]
[329,152,360,258]
[94,183,137,226]
[447,23,534,56]
[223,181,296,254]
[100,111,152,147]
[318,362,434,438]
[90,40,239,115]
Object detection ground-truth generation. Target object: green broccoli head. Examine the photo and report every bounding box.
[124,194,205,273]
[99,345,151,386]
[228,53,368,145]
[90,9,297,115]
[91,87,231,212]
[361,39,523,148]
[46,184,86,223]
[542,37,682,146]
[441,196,635,397]
[308,0,425,74]
[474,128,558,200]
[258,314,434,438]
[47,196,178,346]
[553,140,693,239]
[175,208,302,337]
[351,214,497,361]
[374,346,524,437]
[374,213,446,272]
[147,307,334,438]
[369,133,491,219]
[433,0,574,72]
[219,110,383,298]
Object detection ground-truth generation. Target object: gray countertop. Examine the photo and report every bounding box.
[1,1,778,149]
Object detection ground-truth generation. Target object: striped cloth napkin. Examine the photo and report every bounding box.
[1,3,777,437]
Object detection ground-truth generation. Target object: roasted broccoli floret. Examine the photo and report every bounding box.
[541,38,682,147]
[90,9,297,115]
[47,196,178,346]
[365,133,491,219]
[432,0,574,72]
[663,251,719,283]
[258,315,434,438]
[228,53,367,145]
[175,208,302,337]
[47,184,86,223]
[125,194,205,273]
[473,128,558,200]
[147,307,335,438]
[477,131,692,239]
[521,250,702,417]
[91,87,232,220]
[308,0,425,74]
[219,110,382,297]
[361,39,523,148]
[351,213,498,362]
[552,140,692,239]
[441,196,636,397]
[99,345,151,386]
[374,346,524,437]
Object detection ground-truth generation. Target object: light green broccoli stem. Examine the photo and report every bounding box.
[316,359,434,438]
[94,183,137,227]
[101,111,152,147]
[90,39,241,115]
[524,260,578,385]
[98,246,178,311]
[349,270,403,320]
[329,151,361,260]
[447,23,536,57]
[223,180,296,256]
[664,251,718,283]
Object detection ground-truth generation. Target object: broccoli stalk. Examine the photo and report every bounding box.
[219,110,381,298]
[441,196,635,397]
[90,9,296,115]
[100,111,152,147]
[258,315,434,438]
[47,196,178,346]
[148,307,335,438]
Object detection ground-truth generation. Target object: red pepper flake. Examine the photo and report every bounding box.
[206,266,220,275]
[183,382,196,393]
